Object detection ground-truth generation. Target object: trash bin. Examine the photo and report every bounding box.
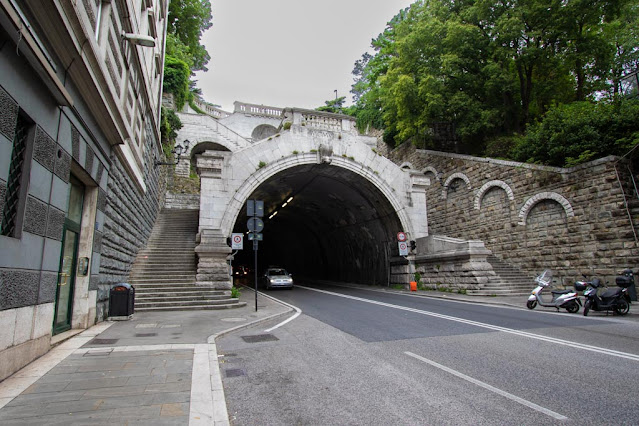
[109,283,135,317]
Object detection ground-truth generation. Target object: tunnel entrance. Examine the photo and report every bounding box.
[230,163,403,286]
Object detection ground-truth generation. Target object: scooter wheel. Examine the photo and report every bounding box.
[614,299,630,316]
[583,300,591,316]
[526,300,537,310]
[565,301,579,314]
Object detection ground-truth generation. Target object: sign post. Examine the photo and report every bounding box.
[247,200,264,311]
[397,231,413,289]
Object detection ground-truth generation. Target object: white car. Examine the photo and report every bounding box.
[262,268,293,290]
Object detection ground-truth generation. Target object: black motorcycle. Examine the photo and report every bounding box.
[581,271,632,316]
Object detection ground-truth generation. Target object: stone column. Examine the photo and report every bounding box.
[408,172,430,239]
[195,150,232,289]
[195,229,232,289]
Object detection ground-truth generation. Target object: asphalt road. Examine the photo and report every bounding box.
[218,282,639,425]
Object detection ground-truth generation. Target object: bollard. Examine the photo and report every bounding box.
[410,281,417,291]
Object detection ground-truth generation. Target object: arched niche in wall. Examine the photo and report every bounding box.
[251,124,278,142]
[518,192,574,226]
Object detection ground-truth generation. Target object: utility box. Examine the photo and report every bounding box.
[109,283,135,318]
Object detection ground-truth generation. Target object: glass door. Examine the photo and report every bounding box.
[53,177,84,334]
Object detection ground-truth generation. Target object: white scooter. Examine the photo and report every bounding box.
[526,270,581,313]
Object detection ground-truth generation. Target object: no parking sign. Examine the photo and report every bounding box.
[231,233,243,250]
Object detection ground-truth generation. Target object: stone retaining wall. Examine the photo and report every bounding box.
[386,142,639,285]
[97,119,164,320]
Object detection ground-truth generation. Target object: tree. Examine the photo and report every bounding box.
[511,99,639,166]
[167,0,213,72]
[316,96,347,114]
[163,56,191,111]
[349,0,639,161]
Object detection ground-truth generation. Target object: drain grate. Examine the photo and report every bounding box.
[89,338,119,345]
[241,334,279,343]
[225,368,246,378]
[134,333,158,337]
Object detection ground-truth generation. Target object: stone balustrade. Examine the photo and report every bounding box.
[234,101,284,118]
[191,98,231,119]
[287,108,356,133]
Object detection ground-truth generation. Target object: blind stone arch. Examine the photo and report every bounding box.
[518,192,574,225]
[474,180,515,210]
[399,161,414,170]
[441,172,471,200]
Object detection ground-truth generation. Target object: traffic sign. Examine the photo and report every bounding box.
[247,200,264,217]
[231,233,243,250]
[397,232,407,242]
[248,232,263,241]
[247,217,264,232]
[398,241,409,256]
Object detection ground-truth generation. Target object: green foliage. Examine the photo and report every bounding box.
[163,56,190,110]
[257,161,267,169]
[160,107,182,146]
[167,0,212,72]
[230,286,241,298]
[350,0,639,162]
[316,96,347,114]
[282,122,292,130]
[511,99,639,166]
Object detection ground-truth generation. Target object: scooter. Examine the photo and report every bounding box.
[526,270,581,313]
[581,270,632,316]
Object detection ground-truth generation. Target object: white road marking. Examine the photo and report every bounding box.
[263,296,302,332]
[297,285,639,362]
[405,351,569,421]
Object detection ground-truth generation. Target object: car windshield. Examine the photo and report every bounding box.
[269,269,287,276]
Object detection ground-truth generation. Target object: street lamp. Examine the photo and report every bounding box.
[155,139,190,168]
[121,32,156,48]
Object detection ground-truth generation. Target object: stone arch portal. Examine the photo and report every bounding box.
[227,160,407,286]
[192,109,429,290]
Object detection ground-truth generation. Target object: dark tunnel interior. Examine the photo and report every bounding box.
[230,164,403,286]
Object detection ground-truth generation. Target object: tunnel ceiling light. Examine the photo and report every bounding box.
[281,202,288,208]
[286,196,294,203]
[269,211,278,219]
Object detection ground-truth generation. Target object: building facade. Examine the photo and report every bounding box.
[0,0,168,381]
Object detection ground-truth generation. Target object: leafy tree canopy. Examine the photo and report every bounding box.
[167,0,213,72]
[351,0,639,165]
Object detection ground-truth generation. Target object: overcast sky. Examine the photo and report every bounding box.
[194,0,415,112]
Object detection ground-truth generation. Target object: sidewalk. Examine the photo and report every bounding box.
[0,284,636,425]
[0,290,292,425]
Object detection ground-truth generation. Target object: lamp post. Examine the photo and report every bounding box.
[155,139,190,168]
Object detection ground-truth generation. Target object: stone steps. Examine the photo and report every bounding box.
[467,255,533,296]
[129,208,244,312]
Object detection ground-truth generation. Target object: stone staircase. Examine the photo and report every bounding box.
[467,255,534,296]
[129,208,246,311]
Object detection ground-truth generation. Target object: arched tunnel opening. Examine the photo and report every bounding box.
[230,164,404,286]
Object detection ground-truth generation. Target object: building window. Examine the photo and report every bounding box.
[1,113,33,238]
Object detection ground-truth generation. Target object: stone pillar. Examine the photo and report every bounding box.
[408,172,430,239]
[195,229,232,289]
[195,150,233,289]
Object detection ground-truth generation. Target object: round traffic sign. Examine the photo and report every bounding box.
[399,242,408,250]
[247,217,264,232]
[397,232,407,242]
[233,235,242,244]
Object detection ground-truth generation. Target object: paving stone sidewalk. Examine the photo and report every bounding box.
[0,290,292,426]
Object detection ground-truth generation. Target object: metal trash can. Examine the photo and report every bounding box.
[109,283,135,317]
